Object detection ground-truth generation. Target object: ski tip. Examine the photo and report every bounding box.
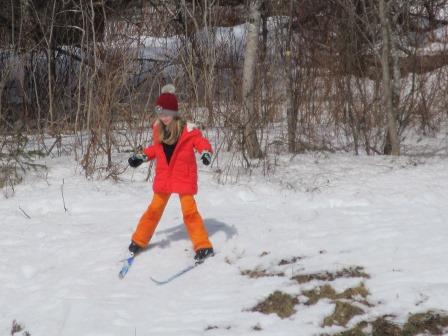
[118,257,134,279]
[150,277,166,285]
[118,268,128,279]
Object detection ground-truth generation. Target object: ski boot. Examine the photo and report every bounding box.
[194,247,214,264]
[128,241,142,257]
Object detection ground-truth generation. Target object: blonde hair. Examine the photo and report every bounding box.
[156,117,185,145]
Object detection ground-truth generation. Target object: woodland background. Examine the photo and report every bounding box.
[1,0,448,187]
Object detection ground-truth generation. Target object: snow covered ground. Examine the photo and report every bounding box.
[1,146,448,335]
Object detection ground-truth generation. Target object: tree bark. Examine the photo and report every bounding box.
[242,0,263,159]
[286,0,298,153]
[379,0,400,155]
[46,0,57,128]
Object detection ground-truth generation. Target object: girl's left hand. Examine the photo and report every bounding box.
[128,154,147,168]
[201,152,211,166]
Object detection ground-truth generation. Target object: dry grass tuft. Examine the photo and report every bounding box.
[303,284,338,305]
[278,256,304,266]
[241,267,285,278]
[251,291,299,319]
[402,311,448,336]
[323,301,364,327]
[293,266,370,284]
[303,283,369,306]
[371,317,402,336]
[327,311,448,336]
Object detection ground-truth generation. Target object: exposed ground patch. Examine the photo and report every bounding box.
[10,320,31,336]
[204,325,231,332]
[323,301,365,327]
[245,261,448,336]
[250,291,299,319]
[277,256,305,266]
[241,255,304,278]
[293,266,370,284]
[303,283,369,306]
[325,311,448,336]
[241,267,285,278]
[403,311,448,335]
[246,265,370,324]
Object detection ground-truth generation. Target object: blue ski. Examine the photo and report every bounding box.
[119,256,135,279]
[149,257,215,285]
[150,263,197,285]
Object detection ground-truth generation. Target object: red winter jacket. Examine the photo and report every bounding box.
[143,121,213,195]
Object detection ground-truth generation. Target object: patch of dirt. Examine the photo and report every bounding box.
[303,283,369,306]
[338,283,371,307]
[402,311,448,336]
[241,267,285,278]
[323,301,364,327]
[278,256,305,266]
[205,325,231,331]
[303,284,338,305]
[327,321,369,336]
[293,266,370,284]
[371,317,402,336]
[10,320,31,336]
[245,260,448,336]
[333,317,399,335]
[325,311,448,336]
[250,291,299,319]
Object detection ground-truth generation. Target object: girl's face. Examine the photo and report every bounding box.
[160,115,173,126]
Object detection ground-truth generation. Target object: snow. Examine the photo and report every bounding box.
[2,148,448,335]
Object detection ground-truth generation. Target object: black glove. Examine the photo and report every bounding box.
[128,154,147,168]
[201,152,211,166]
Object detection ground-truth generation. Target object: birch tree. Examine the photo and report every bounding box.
[242,0,263,159]
[285,0,298,153]
[379,0,400,155]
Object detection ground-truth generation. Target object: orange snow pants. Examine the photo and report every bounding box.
[132,193,212,251]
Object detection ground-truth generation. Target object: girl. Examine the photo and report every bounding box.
[127,84,214,263]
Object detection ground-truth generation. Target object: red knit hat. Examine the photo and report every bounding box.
[155,84,178,117]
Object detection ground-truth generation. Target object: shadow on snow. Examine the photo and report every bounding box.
[146,218,237,250]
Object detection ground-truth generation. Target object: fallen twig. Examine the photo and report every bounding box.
[61,178,68,212]
[18,205,31,219]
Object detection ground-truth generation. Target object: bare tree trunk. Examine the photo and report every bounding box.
[390,9,402,127]
[202,0,216,126]
[286,0,298,153]
[46,0,57,129]
[242,0,263,159]
[346,77,359,155]
[379,0,400,155]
